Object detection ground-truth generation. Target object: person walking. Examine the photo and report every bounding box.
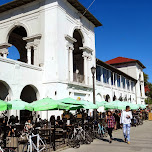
[120,106,132,144]
[106,111,116,143]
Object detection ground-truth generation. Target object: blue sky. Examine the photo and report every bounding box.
[1,0,152,82]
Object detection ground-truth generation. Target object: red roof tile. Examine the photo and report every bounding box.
[106,57,136,64]
[105,57,146,68]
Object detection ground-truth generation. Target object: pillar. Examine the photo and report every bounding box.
[68,47,74,82]
[82,52,88,85]
[26,45,31,64]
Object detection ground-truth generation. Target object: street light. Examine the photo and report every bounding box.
[91,66,96,120]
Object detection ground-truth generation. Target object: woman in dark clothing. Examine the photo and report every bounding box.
[106,111,116,143]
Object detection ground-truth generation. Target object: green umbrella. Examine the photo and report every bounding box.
[58,98,84,105]
[104,102,118,110]
[81,100,98,109]
[138,104,146,109]
[68,105,84,110]
[25,98,69,111]
[8,99,29,110]
[104,100,127,110]
[125,102,139,110]
[0,100,12,111]
[96,101,107,107]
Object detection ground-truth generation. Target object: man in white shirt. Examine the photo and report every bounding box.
[120,106,132,144]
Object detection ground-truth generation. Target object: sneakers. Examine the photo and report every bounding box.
[127,141,130,144]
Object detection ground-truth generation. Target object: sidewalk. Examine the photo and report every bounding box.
[61,121,152,152]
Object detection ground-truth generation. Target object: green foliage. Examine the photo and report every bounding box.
[145,98,152,104]
[144,73,149,86]
[144,73,152,104]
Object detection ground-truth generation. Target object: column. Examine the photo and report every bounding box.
[2,49,8,58]
[26,45,31,64]
[68,46,74,82]
[115,74,118,88]
[82,52,88,85]
[87,55,92,85]
[101,67,103,84]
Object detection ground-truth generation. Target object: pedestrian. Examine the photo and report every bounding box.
[120,106,132,144]
[106,111,116,143]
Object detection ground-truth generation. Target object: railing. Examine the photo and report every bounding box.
[73,73,84,83]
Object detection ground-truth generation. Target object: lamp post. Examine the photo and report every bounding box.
[91,66,96,120]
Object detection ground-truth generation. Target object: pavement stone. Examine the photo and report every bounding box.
[61,121,152,152]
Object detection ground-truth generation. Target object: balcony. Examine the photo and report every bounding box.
[73,73,84,83]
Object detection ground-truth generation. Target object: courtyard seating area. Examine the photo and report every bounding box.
[0,98,149,152]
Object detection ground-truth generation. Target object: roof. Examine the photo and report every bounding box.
[96,58,137,82]
[106,57,146,69]
[0,0,102,27]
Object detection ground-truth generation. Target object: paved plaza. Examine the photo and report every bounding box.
[61,121,152,152]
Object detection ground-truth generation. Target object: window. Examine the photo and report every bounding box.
[131,81,134,91]
[103,68,109,84]
[117,75,120,87]
[114,73,116,85]
[121,76,125,89]
[111,72,114,85]
[126,79,130,90]
[96,66,101,81]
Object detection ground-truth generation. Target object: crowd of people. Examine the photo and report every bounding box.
[0,107,150,150]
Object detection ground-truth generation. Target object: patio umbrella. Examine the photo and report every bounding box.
[104,100,127,110]
[8,99,29,110]
[58,98,85,105]
[96,101,108,107]
[25,98,70,111]
[81,100,98,109]
[68,105,84,110]
[138,104,147,109]
[125,102,139,110]
[0,100,12,111]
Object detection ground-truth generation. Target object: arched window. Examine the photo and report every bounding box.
[73,29,84,83]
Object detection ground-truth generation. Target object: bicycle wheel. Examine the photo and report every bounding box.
[38,137,48,152]
[22,143,36,152]
[85,133,92,144]
[3,148,16,152]
[103,128,108,137]
[68,133,80,148]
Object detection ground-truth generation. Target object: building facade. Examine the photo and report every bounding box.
[0,0,145,119]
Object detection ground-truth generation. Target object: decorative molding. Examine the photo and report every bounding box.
[65,35,77,44]
[0,43,12,49]
[80,46,94,53]
[23,34,42,43]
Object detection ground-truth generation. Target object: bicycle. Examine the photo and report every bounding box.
[22,133,48,152]
[21,127,48,152]
[67,126,80,148]
[0,147,15,152]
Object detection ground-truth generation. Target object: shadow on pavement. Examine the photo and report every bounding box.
[113,138,124,143]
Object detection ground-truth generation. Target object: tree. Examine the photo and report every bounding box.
[144,73,149,86]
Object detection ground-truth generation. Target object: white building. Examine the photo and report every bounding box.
[0,0,145,120]
[96,57,146,105]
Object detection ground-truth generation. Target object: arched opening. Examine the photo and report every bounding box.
[105,94,110,102]
[20,85,38,124]
[73,29,84,83]
[96,93,102,102]
[0,81,11,101]
[8,26,29,63]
